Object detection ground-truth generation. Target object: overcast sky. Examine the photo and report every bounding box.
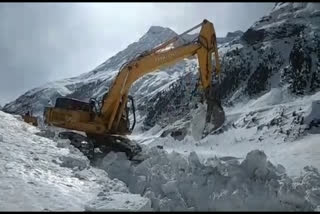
[0,3,274,105]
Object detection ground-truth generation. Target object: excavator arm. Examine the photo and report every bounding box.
[44,19,224,138]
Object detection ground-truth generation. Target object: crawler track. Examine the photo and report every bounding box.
[58,131,143,162]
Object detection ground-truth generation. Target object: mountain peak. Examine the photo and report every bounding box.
[138,25,177,43]
[143,26,177,39]
[147,26,172,34]
[226,30,244,38]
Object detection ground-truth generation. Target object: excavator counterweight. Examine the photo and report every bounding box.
[43,19,225,161]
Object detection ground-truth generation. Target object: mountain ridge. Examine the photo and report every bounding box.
[3,23,243,116]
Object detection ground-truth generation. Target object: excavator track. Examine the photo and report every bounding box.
[58,132,95,160]
[58,131,143,162]
[202,83,226,137]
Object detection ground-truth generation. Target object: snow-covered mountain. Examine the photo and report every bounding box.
[3,3,319,127]
[3,2,320,138]
[2,24,241,117]
[2,25,178,116]
[0,110,151,211]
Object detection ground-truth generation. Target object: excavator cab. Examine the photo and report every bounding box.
[46,95,137,135]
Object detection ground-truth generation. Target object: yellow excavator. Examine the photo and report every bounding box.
[43,19,225,161]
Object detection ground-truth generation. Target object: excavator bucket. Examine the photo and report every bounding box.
[202,84,225,137]
[205,100,225,130]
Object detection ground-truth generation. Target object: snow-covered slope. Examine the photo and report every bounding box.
[96,148,320,211]
[136,89,320,176]
[0,110,151,211]
[1,109,320,211]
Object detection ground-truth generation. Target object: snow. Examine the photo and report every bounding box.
[248,87,287,108]
[219,43,243,55]
[190,103,207,141]
[2,69,320,212]
[96,148,320,211]
[0,110,150,211]
[304,100,320,124]
[3,103,320,211]
[93,88,320,211]
[257,19,287,30]
[85,192,151,211]
[131,89,320,178]
[111,88,320,211]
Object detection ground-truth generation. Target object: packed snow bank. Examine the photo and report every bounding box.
[97,147,320,211]
[190,104,207,141]
[0,110,150,211]
[304,100,320,124]
[248,87,293,109]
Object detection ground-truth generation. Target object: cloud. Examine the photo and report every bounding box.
[0,3,274,105]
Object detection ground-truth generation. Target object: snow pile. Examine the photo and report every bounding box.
[98,147,320,211]
[249,88,288,109]
[0,110,150,211]
[85,192,151,211]
[132,89,320,178]
[304,100,320,124]
[190,103,207,141]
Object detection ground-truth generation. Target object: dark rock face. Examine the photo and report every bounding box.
[65,79,109,102]
[142,73,201,130]
[246,64,273,97]
[226,30,244,38]
[289,43,311,95]
[272,23,306,40]
[246,47,284,97]
[281,32,320,95]
[217,30,244,44]
[218,48,251,100]
[160,127,188,141]
[216,45,283,101]
[242,28,266,45]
